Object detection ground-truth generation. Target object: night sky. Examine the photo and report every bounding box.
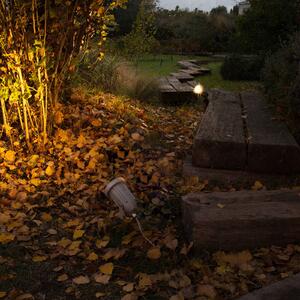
[159,0,237,11]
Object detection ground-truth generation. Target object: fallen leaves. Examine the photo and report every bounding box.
[57,274,69,282]
[73,275,90,285]
[32,256,47,262]
[87,252,98,261]
[147,247,161,260]
[0,232,15,244]
[94,274,111,284]
[73,229,85,240]
[99,263,114,275]
[0,90,299,300]
[4,150,16,163]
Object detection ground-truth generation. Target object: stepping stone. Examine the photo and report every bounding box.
[177,60,198,69]
[198,67,211,74]
[170,72,194,82]
[158,77,196,104]
[192,90,246,170]
[182,190,300,251]
[242,91,300,174]
[238,273,300,300]
[183,157,292,186]
[181,68,203,76]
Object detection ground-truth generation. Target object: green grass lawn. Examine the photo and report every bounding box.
[135,55,260,92]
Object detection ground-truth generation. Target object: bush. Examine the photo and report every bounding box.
[262,32,300,138]
[221,54,264,81]
[73,49,122,92]
[72,49,158,102]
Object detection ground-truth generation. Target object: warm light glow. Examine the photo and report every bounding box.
[193,84,204,95]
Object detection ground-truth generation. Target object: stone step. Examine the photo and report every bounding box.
[182,190,300,251]
[192,90,246,170]
[242,91,300,174]
[237,273,300,300]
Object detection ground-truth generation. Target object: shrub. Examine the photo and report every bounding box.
[262,32,300,139]
[72,50,158,103]
[221,54,264,81]
[73,49,123,92]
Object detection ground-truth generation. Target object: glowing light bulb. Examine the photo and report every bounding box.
[193,84,204,95]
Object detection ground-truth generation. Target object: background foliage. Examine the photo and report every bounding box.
[0,0,126,147]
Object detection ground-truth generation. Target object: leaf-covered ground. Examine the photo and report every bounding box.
[1,90,300,300]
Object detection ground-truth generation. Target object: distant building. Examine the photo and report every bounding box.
[238,1,250,15]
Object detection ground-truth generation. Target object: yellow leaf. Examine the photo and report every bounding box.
[57,274,68,282]
[30,178,41,187]
[54,111,64,125]
[94,273,111,284]
[91,119,102,127]
[65,219,81,228]
[138,273,152,289]
[87,252,98,261]
[87,158,97,171]
[32,255,47,262]
[0,292,7,298]
[68,241,82,250]
[147,247,161,260]
[0,232,15,244]
[214,250,253,268]
[77,134,87,148]
[45,164,55,177]
[28,155,39,167]
[41,213,52,222]
[99,262,114,275]
[252,180,264,191]
[4,150,15,163]
[57,238,72,248]
[73,229,85,240]
[73,275,90,285]
[96,236,110,248]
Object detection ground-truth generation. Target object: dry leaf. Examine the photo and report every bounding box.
[214,250,252,268]
[197,284,217,299]
[73,229,85,240]
[87,252,98,261]
[123,283,134,292]
[0,233,15,244]
[95,292,106,298]
[16,293,34,300]
[147,247,161,260]
[170,294,184,300]
[99,262,114,275]
[32,255,47,262]
[5,150,15,163]
[45,164,55,176]
[252,180,264,191]
[57,274,69,282]
[94,273,111,284]
[73,275,90,285]
[41,213,52,222]
[138,273,152,289]
[121,294,138,300]
[0,292,7,299]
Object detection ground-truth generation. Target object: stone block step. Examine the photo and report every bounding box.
[237,273,300,300]
[192,90,246,170]
[182,190,300,251]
